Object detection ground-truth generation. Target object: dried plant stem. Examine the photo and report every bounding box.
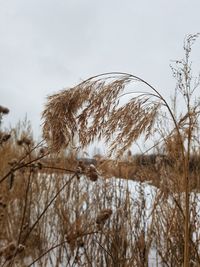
[21,173,76,245]
[0,152,49,184]
[93,237,116,266]
[7,170,33,267]
[27,240,69,267]
[18,170,32,244]
[27,231,100,266]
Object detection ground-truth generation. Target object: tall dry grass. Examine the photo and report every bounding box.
[41,33,200,267]
[0,119,200,266]
[0,34,200,267]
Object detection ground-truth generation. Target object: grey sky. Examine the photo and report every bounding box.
[0,0,200,139]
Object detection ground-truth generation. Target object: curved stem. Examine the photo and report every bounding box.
[21,173,76,244]
[80,71,185,158]
[80,71,189,265]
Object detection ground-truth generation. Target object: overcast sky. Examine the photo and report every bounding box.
[1,0,200,140]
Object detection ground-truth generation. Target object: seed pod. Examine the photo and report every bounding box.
[39,147,48,155]
[17,139,23,146]
[1,133,11,142]
[17,244,25,253]
[77,160,86,172]
[96,209,112,225]
[37,162,43,170]
[88,171,98,181]
[0,106,9,114]
[88,164,99,181]
[22,137,32,146]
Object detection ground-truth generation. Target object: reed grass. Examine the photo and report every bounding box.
[0,34,200,266]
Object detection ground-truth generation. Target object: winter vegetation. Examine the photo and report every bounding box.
[0,34,200,266]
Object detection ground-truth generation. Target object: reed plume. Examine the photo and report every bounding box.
[42,73,161,156]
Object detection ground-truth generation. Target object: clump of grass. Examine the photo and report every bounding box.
[1,34,200,267]
[42,33,200,267]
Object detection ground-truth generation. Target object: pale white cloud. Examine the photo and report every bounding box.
[0,0,200,138]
